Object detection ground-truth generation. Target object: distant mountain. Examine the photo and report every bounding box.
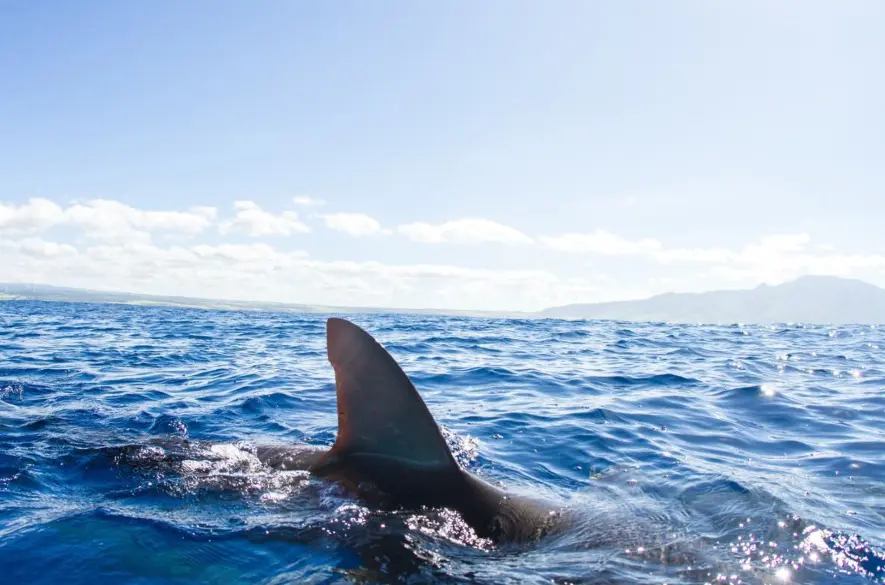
[540,275,885,324]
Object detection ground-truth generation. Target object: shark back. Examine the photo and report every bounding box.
[309,317,561,543]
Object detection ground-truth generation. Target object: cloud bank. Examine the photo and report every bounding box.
[3,197,884,311]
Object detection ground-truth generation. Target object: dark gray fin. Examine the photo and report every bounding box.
[316,317,458,471]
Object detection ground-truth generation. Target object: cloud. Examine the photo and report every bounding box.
[397,218,534,246]
[0,198,216,244]
[540,230,806,267]
[540,230,662,255]
[293,196,326,206]
[754,233,811,253]
[218,201,310,237]
[320,212,386,237]
[541,227,885,292]
[191,243,308,265]
[0,198,67,235]
[5,197,885,310]
[0,236,600,311]
[652,247,733,264]
[1,237,78,258]
[711,232,885,285]
[65,199,217,244]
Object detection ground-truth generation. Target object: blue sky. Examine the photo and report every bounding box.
[1,1,883,310]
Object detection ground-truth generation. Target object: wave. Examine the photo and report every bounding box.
[1,301,884,584]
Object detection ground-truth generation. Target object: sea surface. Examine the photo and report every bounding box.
[1,300,884,585]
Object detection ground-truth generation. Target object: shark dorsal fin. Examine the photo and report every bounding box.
[322,318,458,470]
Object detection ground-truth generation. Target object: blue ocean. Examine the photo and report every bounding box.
[1,300,883,584]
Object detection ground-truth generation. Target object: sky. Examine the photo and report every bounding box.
[1,1,883,311]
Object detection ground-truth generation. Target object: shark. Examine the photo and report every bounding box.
[255,317,562,543]
[111,317,563,544]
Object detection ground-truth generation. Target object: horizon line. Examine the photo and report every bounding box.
[0,274,873,316]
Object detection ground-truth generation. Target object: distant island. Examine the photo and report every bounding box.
[3,275,885,324]
[541,275,885,324]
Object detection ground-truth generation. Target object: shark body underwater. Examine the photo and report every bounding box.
[115,318,563,544]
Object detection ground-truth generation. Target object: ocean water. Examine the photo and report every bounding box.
[1,300,883,585]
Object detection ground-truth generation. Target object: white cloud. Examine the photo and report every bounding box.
[741,233,811,257]
[191,242,308,267]
[540,230,808,268]
[293,196,326,206]
[397,218,534,246]
[652,247,733,264]
[712,232,885,285]
[540,230,662,255]
[218,201,310,237]
[0,198,67,235]
[1,237,78,258]
[0,236,600,311]
[5,197,885,311]
[541,227,885,293]
[65,199,217,244]
[0,198,216,244]
[320,212,386,237]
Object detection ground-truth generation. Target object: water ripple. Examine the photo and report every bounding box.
[1,300,884,584]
